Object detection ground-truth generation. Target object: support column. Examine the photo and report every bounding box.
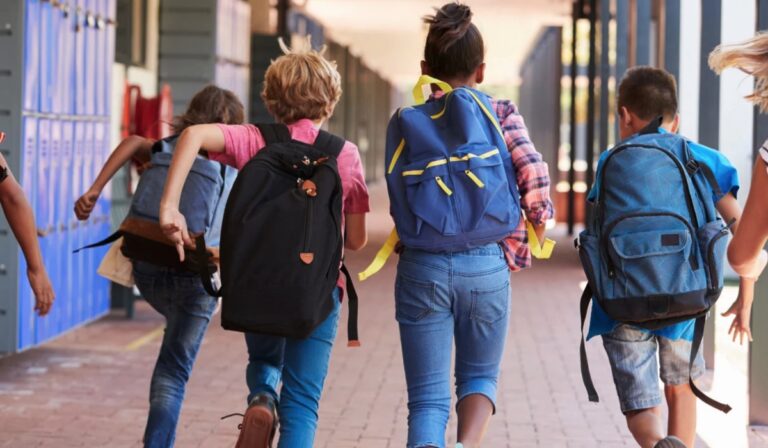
[615,0,629,139]
[635,0,652,66]
[585,0,597,196]
[663,0,681,80]
[698,0,722,370]
[567,0,581,235]
[598,0,611,154]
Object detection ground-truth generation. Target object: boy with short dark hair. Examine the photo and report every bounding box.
[587,66,753,448]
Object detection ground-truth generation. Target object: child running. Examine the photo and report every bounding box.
[586,67,752,448]
[158,39,369,448]
[75,85,245,448]
[387,3,553,447]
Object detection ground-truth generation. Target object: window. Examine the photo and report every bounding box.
[115,0,148,66]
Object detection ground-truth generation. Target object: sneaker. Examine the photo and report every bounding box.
[223,394,278,448]
[654,436,687,448]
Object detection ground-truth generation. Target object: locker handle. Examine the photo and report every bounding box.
[37,228,51,238]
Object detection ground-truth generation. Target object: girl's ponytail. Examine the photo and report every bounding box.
[423,2,484,80]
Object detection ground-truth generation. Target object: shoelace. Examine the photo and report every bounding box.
[220,413,245,430]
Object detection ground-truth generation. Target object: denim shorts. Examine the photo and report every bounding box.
[601,324,704,413]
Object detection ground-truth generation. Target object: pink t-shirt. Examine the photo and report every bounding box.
[209,119,370,291]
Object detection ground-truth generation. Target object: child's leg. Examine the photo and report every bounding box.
[659,336,705,448]
[244,333,286,404]
[451,244,510,447]
[276,290,341,448]
[602,325,665,448]
[625,407,665,448]
[396,250,454,448]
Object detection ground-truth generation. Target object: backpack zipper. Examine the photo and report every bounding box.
[301,194,314,263]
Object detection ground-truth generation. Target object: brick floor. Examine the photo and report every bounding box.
[0,183,765,447]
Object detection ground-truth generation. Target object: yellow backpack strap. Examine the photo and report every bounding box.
[527,221,556,259]
[412,75,453,105]
[358,228,400,281]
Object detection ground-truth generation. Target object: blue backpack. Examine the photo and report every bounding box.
[384,78,520,252]
[577,119,731,413]
[77,135,236,284]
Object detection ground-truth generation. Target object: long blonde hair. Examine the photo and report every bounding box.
[709,33,768,112]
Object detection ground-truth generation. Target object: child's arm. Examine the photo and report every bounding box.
[714,191,757,344]
[0,155,54,316]
[729,157,768,278]
[345,213,367,250]
[74,135,154,220]
[159,124,226,261]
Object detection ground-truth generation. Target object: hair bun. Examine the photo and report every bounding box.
[423,2,474,53]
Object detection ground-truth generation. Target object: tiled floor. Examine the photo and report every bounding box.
[0,184,765,447]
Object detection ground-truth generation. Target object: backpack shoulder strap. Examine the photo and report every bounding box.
[312,130,346,158]
[689,316,731,413]
[256,123,291,146]
[579,284,599,403]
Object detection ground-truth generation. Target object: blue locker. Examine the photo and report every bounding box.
[84,0,97,115]
[57,3,74,115]
[39,0,53,113]
[75,0,87,115]
[46,120,62,336]
[105,0,116,115]
[95,0,106,117]
[73,122,86,323]
[23,0,41,112]
[18,117,38,350]
[82,121,95,319]
[34,119,52,343]
[61,120,75,331]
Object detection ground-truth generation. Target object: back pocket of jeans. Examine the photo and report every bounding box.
[395,274,436,322]
[470,281,510,324]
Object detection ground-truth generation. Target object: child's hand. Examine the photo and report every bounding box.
[722,279,755,345]
[74,189,100,221]
[160,206,191,262]
[28,266,54,316]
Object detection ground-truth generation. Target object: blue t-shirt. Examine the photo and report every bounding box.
[586,128,739,341]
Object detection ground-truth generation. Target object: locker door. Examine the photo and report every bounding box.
[17,117,38,350]
[75,0,87,115]
[72,122,86,323]
[23,0,41,112]
[39,0,53,113]
[82,121,95,319]
[60,121,75,331]
[48,120,63,336]
[34,119,52,343]
[84,0,97,115]
[92,121,107,315]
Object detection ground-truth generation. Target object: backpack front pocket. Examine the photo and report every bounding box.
[402,160,459,236]
[609,227,694,297]
[449,149,514,230]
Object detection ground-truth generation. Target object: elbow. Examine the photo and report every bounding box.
[345,234,368,251]
[728,242,752,275]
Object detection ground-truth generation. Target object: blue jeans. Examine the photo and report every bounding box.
[244,288,341,448]
[395,243,511,448]
[133,261,218,448]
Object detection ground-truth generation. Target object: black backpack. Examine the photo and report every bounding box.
[202,123,359,344]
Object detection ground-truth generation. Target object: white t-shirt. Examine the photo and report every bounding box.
[760,139,768,167]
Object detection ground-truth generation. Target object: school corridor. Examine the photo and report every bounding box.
[0,183,764,447]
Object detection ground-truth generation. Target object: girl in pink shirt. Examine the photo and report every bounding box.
[158,40,369,448]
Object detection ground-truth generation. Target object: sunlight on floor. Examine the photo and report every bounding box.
[697,285,751,448]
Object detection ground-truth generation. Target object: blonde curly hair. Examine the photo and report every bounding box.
[709,32,768,112]
[261,36,342,124]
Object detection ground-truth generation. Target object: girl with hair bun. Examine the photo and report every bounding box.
[391,3,554,447]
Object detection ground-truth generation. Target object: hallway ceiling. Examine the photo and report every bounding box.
[304,0,571,88]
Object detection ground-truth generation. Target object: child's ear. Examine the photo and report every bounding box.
[619,107,631,126]
[420,61,430,76]
[671,114,681,133]
[474,63,486,85]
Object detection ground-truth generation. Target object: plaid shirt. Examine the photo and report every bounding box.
[491,99,554,271]
[428,93,554,271]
